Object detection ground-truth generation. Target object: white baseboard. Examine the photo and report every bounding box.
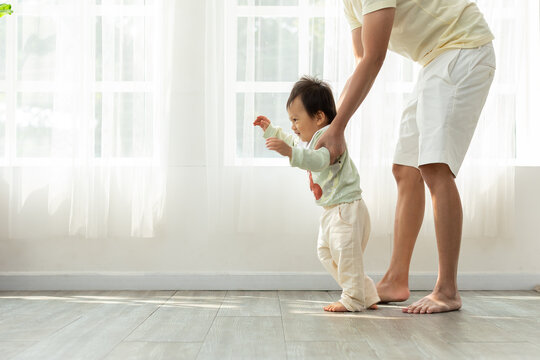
[0,272,539,291]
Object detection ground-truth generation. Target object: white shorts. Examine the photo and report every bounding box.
[393,42,496,176]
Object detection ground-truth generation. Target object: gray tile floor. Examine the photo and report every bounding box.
[0,290,539,359]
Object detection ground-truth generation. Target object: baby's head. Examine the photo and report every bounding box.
[286,76,337,143]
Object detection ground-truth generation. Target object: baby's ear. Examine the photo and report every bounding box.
[316,111,327,125]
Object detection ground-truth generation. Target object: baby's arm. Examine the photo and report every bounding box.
[262,139,331,170]
[254,115,299,147]
[290,147,331,172]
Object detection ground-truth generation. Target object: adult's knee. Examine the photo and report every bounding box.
[419,163,454,189]
[392,164,423,186]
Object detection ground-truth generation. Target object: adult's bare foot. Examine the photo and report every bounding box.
[376,279,410,303]
[323,301,349,312]
[402,291,462,314]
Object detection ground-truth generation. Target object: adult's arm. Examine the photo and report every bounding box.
[315,7,395,163]
[337,27,364,111]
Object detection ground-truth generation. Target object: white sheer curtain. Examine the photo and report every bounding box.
[0,0,175,239]
[205,0,539,241]
[205,0,309,237]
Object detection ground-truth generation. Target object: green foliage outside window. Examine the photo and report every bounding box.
[0,4,12,19]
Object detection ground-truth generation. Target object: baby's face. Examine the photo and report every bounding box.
[287,97,324,143]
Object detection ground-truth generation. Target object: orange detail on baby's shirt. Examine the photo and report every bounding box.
[308,171,323,200]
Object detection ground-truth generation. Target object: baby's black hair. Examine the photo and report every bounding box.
[286,76,337,123]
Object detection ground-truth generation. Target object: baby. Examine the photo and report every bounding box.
[254,76,380,311]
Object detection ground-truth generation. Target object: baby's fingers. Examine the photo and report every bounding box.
[254,116,269,128]
[265,138,279,149]
[267,138,284,149]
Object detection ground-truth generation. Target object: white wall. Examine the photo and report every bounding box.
[0,2,539,290]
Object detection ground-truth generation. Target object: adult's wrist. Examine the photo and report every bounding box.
[330,115,348,132]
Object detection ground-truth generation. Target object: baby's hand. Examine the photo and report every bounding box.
[253,115,271,131]
[266,137,292,158]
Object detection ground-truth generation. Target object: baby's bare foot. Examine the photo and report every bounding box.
[323,301,349,312]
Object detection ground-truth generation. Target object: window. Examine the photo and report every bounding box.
[0,0,156,167]
[225,0,337,166]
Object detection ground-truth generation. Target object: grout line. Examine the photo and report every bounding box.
[195,290,227,360]
[98,290,176,360]
[7,315,84,359]
[277,290,289,360]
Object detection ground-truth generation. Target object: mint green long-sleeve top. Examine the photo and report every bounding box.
[263,123,363,207]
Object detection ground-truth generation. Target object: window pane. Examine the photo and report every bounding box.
[112,93,152,157]
[237,0,298,5]
[96,16,152,81]
[0,21,6,81]
[16,93,53,157]
[96,93,152,158]
[17,17,56,81]
[309,17,324,78]
[236,92,291,158]
[0,92,5,157]
[237,17,298,81]
[236,17,248,82]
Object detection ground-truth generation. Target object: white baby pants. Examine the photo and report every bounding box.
[317,199,380,311]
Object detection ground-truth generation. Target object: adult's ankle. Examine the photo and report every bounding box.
[382,268,409,283]
[433,283,460,298]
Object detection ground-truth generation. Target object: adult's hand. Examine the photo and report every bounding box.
[314,124,346,164]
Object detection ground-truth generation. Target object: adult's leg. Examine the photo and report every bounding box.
[377,164,425,302]
[401,44,495,314]
[403,163,462,314]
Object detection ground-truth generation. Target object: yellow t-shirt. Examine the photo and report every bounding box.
[343,0,494,66]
